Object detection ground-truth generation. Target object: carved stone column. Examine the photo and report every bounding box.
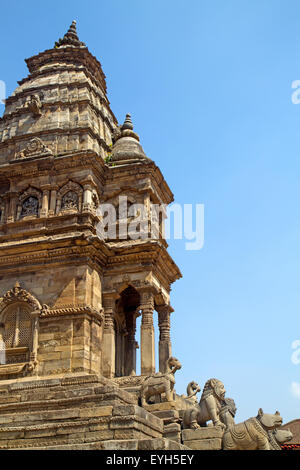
[140,290,155,376]
[102,294,117,378]
[7,192,18,223]
[48,186,58,216]
[125,310,139,376]
[30,311,40,371]
[40,186,50,218]
[157,305,172,373]
[82,177,95,213]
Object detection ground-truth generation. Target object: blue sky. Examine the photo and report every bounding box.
[1,0,300,423]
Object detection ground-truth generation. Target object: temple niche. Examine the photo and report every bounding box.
[0,20,294,451]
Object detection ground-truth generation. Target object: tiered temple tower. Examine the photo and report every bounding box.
[0,21,181,383]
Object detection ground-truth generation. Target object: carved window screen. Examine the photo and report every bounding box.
[2,304,32,364]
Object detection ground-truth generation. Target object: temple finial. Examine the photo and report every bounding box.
[55,20,86,48]
[122,113,134,131]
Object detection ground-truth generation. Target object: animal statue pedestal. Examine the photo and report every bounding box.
[143,401,177,412]
[147,406,182,444]
[182,427,224,450]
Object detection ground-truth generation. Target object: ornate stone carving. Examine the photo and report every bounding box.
[24,94,42,117]
[16,94,42,117]
[57,181,83,214]
[222,408,283,450]
[157,305,171,342]
[140,356,181,406]
[20,196,39,218]
[220,397,237,428]
[16,138,52,160]
[61,191,78,211]
[0,282,41,312]
[183,378,226,429]
[40,304,104,324]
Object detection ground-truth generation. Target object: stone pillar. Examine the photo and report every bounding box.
[82,179,93,212]
[30,312,39,366]
[7,192,17,223]
[48,187,58,216]
[140,291,155,376]
[40,187,50,218]
[157,305,172,373]
[102,294,116,378]
[143,191,150,238]
[125,311,139,376]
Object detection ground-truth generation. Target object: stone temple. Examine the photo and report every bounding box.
[0,21,295,450]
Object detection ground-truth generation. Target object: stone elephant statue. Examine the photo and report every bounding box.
[222,408,283,450]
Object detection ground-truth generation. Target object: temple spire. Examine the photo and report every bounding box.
[54,20,86,48]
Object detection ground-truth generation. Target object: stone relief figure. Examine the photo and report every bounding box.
[220,397,237,429]
[268,428,293,450]
[222,408,283,450]
[140,356,182,407]
[20,196,39,218]
[25,94,42,117]
[17,94,42,117]
[61,191,78,211]
[182,378,226,430]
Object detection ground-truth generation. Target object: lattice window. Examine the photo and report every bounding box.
[1,304,32,364]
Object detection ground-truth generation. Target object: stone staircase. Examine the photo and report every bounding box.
[0,374,189,450]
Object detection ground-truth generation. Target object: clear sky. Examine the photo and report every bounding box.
[1,0,300,424]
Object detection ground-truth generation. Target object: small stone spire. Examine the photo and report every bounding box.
[55,20,86,48]
[121,113,134,131]
[110,113,150,164]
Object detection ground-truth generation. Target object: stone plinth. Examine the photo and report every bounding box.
[151,409,181,443]
[0,374,169,449]
[143,401,177,412]
[182,427,224,451]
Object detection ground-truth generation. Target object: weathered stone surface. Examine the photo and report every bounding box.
[143,401,177,412]
[184,438,222,450]
[152,409,180,422]
[138,438,190,451]
[100,439,139,450]
[182,426,224,441]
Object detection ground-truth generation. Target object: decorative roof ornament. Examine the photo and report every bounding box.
[110,113,151,165]
[54,20,86,48]
[121,113,134,131]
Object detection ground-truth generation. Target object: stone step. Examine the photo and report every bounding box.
[21,438,191,451]
[0,386,136,420]
[0,402,165,449]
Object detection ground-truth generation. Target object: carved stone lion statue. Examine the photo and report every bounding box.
[222,408,283,450]
[220,397,237,428]
[140,356,181,407]
[182,378,226,429]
